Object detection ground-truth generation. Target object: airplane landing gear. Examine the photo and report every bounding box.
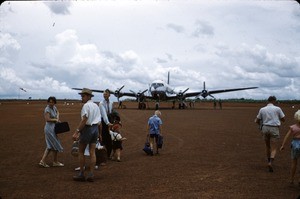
[178,102,186,109]
[155,102,159,110]
[138,102,146,109]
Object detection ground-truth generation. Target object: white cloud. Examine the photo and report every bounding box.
[0,33,21,64]
[0,1,299,100]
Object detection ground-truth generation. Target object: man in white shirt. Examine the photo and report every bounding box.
[73,88,101,182]
[256,96,285,172]
[99,89,113,159]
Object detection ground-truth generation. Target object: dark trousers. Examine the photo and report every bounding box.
[101,120,112,158]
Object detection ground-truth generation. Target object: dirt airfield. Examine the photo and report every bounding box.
[0,100,300,199]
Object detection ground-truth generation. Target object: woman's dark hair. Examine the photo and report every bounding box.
[47,96,57,104]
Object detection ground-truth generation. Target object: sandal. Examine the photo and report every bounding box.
[39,161,50,168]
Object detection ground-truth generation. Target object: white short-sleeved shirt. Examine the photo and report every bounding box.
[81,100,101,125]
[257,103,285,126]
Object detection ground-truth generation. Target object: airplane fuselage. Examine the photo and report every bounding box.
[149,80,174,101]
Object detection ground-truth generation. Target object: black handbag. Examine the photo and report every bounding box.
[157,135,163,148]
[143,135,152,155]
[54,122,70,134]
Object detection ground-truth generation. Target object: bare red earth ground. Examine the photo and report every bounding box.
[0,100,299,199]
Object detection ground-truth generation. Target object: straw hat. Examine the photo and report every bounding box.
[78,88,94,97]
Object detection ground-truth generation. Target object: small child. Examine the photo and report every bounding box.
[280,110,300,185]
[110,121,126,162]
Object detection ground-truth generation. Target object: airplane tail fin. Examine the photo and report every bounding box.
[203,81,206,90]
[167,71,170,85]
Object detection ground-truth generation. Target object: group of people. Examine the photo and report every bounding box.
[256,96,300,185]
[39,88,163,183]
[39,92,300,185]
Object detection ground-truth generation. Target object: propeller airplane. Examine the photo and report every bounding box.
[72,72,258,109]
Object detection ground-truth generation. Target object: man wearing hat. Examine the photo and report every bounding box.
[73,88,101,182]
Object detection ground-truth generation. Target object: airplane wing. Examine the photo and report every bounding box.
[72,87,147,101]
[72,88,105,93]
[184,86,258,99]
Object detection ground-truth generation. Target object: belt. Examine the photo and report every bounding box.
[85,124,98,127]
[264,125,279,127]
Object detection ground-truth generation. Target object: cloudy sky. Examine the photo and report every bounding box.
[1,0,300,101]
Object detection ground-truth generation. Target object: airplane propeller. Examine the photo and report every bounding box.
[130,89,148,102]
[196,81,257,99]
[177,88,189,100]
[110,85,125,102]
[72,86,126,102]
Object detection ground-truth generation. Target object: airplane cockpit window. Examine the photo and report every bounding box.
[151,83,164,89]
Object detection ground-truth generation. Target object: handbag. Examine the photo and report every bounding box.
[142,135,152,155]
[157,135,164,149]
[71,141,79,157]
[54,122,70,134]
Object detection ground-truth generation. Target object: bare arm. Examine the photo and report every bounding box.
[72,115,88,141]
[255,118,261,125]
[76,115,88,132]
[44,112,58,123]
[280,129,291,151]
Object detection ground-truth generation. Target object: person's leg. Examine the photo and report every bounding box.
[264,137,271,160]
[52,151,64,166]
[106,126,113,158]
[39,148,51,167]
[53,151,58,163]
[102,123,112,158]
[73,143,87,181]
[269,139,277,160]
[79,143,87,174]
[149,137,154,152]
[264,136,274,172]
[155,135,159,154]
[89,143,96,173]
[111,148,116,160]
[41,148,50,163]
[290,159,297,183]
[87,143,96,182]
[116,149,121,161]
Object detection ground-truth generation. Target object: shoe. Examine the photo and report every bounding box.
[39,161,50,168]
[268,165,273,172]
[75,167,80,171]
[117,158,121,162]
[53,162,64,167]
[95,165,99,170]
[74,166,86,171]
[73,174,85,182]
[86,173,94,182]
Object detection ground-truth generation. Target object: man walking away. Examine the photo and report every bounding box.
[255,96,285,172]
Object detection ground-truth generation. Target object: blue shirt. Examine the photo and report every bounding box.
[148,115,162,134]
